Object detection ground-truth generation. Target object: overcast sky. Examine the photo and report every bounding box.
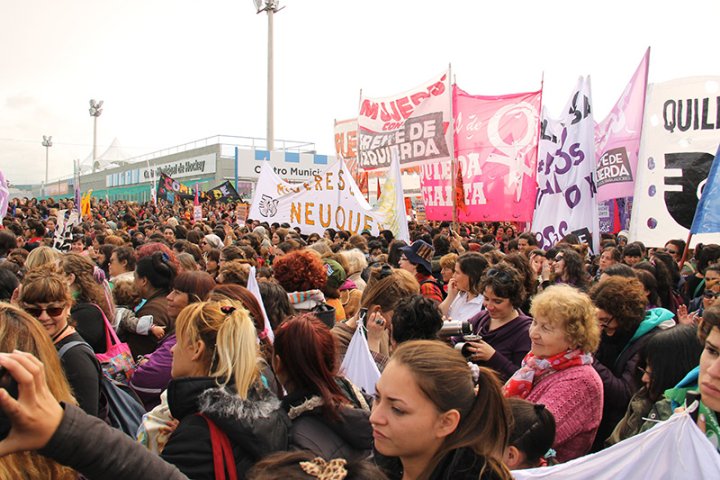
[1,0,718,185]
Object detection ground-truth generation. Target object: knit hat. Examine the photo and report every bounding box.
[400,240,434,273]
[204,234,223,249]
[323,259,347,290]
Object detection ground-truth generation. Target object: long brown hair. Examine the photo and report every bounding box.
[390,340,512,480]
[60,253,114,321]
[0,303,77,480]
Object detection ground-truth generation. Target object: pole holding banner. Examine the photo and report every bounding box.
[234,146,239,192]
[448,63,458,229]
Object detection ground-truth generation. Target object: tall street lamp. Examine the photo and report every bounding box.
[254,0,284,151]
[42,135,52,191]
[89,99,103,172]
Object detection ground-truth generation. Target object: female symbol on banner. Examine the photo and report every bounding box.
[486,102,538,202]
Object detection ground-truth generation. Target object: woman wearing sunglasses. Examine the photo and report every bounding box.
[18,267,103,418]
[588,276,675,453]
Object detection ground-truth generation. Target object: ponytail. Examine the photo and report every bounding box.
[175,300,260,400]
[212,301,260,398]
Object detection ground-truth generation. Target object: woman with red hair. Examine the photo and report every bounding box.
[273,313,372,460]
[273,249,328,316]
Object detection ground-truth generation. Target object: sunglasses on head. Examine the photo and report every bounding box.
[486,268,513,282]
[25,305,65,318]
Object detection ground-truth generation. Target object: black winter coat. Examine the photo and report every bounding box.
[162,377,290,480]
[375,447,508,480]
[282,381,373,461]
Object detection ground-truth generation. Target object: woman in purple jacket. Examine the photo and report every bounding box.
[463,263,532,380]
[130,271,216,410]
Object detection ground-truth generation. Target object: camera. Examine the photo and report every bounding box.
[438,320,472,338]
[454,334,482,358]
[0,366,19,441]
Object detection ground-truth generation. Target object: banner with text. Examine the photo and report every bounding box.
[335,118,359,178]
[629,76,720,247]
[421,86,542,221]
[206,181,241,202]
[595,49,650,201]
[532,77,600,253]
[249,159,386,235]
[156,173,196,203]
[358,70,452,170]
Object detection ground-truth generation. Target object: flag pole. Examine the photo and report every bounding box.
[679,232,693,271]
[448,63,458,230]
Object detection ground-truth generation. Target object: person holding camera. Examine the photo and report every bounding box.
[460,263,532,381]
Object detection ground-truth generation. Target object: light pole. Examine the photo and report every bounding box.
[42,135,52,193]
[89,99,103,172]
[254,0,284,151]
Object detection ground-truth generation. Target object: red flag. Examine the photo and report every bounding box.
[455,162,468,214]
[377,177,382,200]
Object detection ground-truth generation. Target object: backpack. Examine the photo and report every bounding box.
[58,340,146,437]
[421,278,447,300]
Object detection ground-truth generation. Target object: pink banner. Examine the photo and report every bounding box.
[422,86,542,221]
[594,49,650,201]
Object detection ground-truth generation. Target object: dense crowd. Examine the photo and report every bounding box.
[0,195,718,480]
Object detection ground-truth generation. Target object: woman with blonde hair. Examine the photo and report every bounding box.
[160,300,288,479]
[19,267,103,417]
[0,303,78,480]
[24,245,61,270]
[372,340,512,480]
[503,285,602,462]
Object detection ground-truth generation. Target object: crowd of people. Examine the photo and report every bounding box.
[0,195,718,479]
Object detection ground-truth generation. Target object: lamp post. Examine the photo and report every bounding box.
[89,99,103,172]
[42,135,52,194]
[254,0,284,152]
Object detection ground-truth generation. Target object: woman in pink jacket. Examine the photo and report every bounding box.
[504,285,603,462]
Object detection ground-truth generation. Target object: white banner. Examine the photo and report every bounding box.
[358,70,452,170]
[629,76,720,247]
[532,77,600,253]
[249,159,386,235]
[374,153,410,243]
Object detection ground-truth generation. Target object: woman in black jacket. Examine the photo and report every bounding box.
[160,299,289,480]
[273,313,373,461]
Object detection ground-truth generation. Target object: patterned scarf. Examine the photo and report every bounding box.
[503,348,593,398]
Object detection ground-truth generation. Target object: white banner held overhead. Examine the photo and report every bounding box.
[532,77,600,253]
[629,76,720,247]
[249,158,384,236]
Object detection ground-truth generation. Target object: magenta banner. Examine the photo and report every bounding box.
[422,85,541,221]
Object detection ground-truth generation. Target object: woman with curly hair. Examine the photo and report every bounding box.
[547,247,590,291]
[504,285,603,462]
[589,276,676,452]
[60,253,115,354]
[272,249,328,313]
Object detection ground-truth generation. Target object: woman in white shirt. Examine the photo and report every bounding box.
[439,252,489,322]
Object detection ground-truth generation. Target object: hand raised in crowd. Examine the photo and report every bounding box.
[677,304,700,326]
[366,310,388,354]
[0,351,64,456]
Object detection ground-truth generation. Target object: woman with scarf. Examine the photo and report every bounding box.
[503,285,602,462]
[589,276,676,452]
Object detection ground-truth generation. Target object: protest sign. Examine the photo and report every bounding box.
[358,70,452,170]
[249,159,383,235]
[595,49,650,201]
[531,77,600,252]
[629,76,720,247]
[421,86,541,221]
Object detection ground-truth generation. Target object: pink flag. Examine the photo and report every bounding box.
[595,48,650,201]
[422,85,542,221]
[0,170,9,220]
